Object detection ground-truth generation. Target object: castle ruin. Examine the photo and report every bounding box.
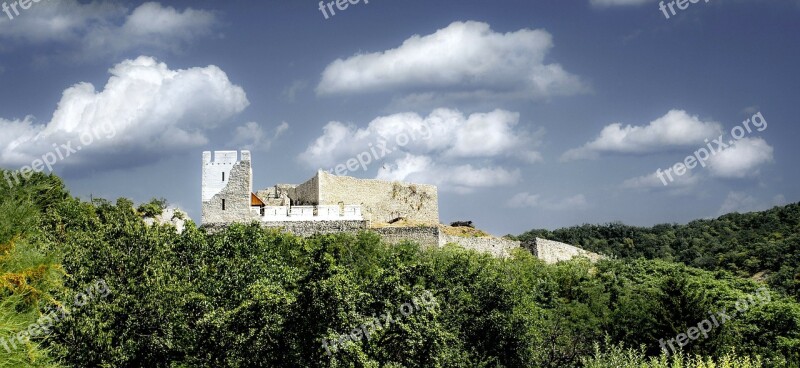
[202,150,438,225]
[201,150,602,263]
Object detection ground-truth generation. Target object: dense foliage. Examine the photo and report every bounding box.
[2,171,800,367]
[515,204,800,300]
[0,173,67,368]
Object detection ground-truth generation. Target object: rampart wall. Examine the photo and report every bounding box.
[372,226,440,248]
[439,234,520,258]
[524,238,605,263]
[316,171,439,225]
[202,222,603,263]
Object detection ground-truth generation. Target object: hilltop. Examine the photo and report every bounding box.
[1,170,799,367]
[515,202,800,300]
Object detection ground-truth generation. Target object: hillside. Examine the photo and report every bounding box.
[1,171,799,367]
[516,203,800,300]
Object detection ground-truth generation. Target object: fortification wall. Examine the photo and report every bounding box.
[439,235,520,258]
[525,238,604,264]
[202,156,256,225]
[202,220,603,263]
[202,151,239,202]
[372,226,440,248]
[293,174,319,206]
[317,171,439,225]
[261,220,368,237]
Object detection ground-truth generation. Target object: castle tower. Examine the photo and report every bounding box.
[201,150,254,224]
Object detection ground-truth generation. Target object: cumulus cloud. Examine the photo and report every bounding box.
[230,121,289,152]
[0,1,124,43]
[716,192,785,216]
[299,108,538,193]
[299,108,543,168]
[317,21,587,100]
[562,110,722,161]
[0,56,249,174]
[0,1,217,61]
[620,135,773,194]
[621,169,702,197]
[707,137,774,178]
[622,169,701,190]
[376,154,521,194]
[506,192,588,210]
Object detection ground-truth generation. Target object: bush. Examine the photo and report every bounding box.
[136,198,167,218]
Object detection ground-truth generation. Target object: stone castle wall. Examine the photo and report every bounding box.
[293,174,319,206]
[202,152,256,225]
[316,171,439,225]
[199,151,601,263]
[202,222,603,263]
[439,234,520,258]
[372,226,440,248]
[525,238,604,264]
[261,220,368,237]
[202,151,239,202]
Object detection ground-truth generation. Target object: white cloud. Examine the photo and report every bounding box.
[622,169,701,190]
[619,136,773,194]
[0,56,249,173]
[0,1,124,43]
[716,191,784,216]
[506,192,588,210]
[300,108,538,193]
[282,80,308,102]
[376,154,520,194]
[230,121,289,152]
[317,21,587,100]
[299,108,543,168]
[707,137,773,178]
[562,110,722,161]
[718,192,761,215]
[0,1,217,61]
[590,0,649,6]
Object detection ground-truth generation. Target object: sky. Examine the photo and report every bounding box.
[0,0,798,236]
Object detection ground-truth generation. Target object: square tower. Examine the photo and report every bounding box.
[201,150,254,224]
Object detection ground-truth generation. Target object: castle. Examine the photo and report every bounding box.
[202,150,438,226]
[201,150,602,263]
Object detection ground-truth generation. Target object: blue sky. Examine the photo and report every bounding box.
[1,0,798,235]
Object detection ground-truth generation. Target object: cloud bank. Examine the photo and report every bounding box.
[300,108,542,193]
[506,192,589,210]
[317,21,587,100]
[562,110,723,161]
[0,56,249,173]
[0,1,218,61]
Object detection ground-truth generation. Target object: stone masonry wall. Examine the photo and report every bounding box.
[372,226,440,248]
[293,173,319,206]
[439,234,520,258]
[261,220,368,237]
[316,171,439,225]
[202,158,256,225]
[203,221,603,263]
[525,237,604,264]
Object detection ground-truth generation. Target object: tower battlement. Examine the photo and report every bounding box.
[203,150,251,165]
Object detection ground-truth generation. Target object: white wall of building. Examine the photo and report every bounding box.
[202,150,239,203]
